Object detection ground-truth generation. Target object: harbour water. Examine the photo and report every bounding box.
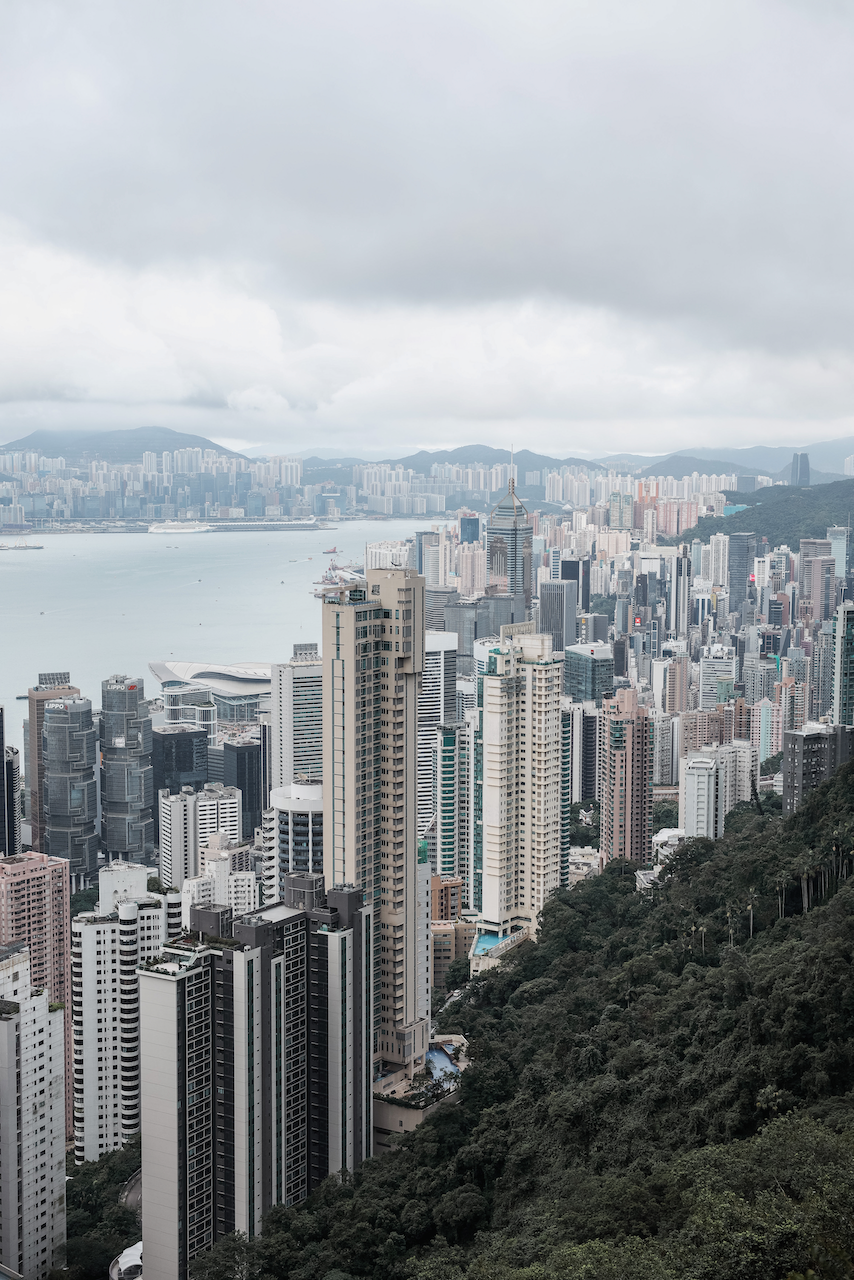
[0,518,425,750]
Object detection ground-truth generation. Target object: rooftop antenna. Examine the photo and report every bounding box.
[510,442,515,492]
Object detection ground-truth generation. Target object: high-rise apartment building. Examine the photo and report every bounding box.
[28,673,79,852]
[680,740,758,839]
[71,864,182,1163]
[832,599,854,726]
[600,688,653,864]
[417,632,457,840]
[158,783,242,890]
[560,699,601,806]
[0,852,72,1137]
[709,533,729,588]
[433,716,476,890]
[271,644,323,790]
[564,641,614,706]
[42,695,100,887]
[140,878,373,1280]
[321,566,429,1073]
[477,632,563,943]
[828,526,848,579]
[699,645,738,710]
[486,480,533,608]
[180,842,260,927]
[782,723,854,815]
[261,784,323,904]
[457,541,486,596]
[100,675,154,862]
[0,942,67,1280]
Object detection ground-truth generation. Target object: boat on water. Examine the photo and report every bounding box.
[148,521,213,535]
[15,695,27,700]
[0,540,44,550]
[323,546,338,554]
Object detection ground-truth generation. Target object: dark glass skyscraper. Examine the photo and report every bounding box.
[151,725,208,837]
[100,675,154,862]
[728,531,757,611]
[42,695,99,885]
[223,739,262,839]
[486,480,533,609]
[459,515,480,545]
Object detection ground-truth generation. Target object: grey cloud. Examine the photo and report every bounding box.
[3,0,854,353]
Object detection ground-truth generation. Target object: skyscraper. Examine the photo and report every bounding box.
[42,696,99,887]
[140,877,373,1280]
[477,631,563,943]
[223,738,262,838]
[261,783,324,903]
[0,705,21,857]
[100,675,154,862]
[271,644,323,789]
[0,942,67,1279]
[600,688,653,864]
[782,723,854,814]
[459,515,481,544]
[321,566,429,1074]
[791,452,811,486]
[486,479,533,608]
[27,673,79,853]
[557,555,591,612]
[709,533,729,588]
[727,532,757,611]
[539,579,578,653]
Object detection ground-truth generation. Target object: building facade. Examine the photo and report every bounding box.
[321,566,430,1075]
[261,784,323,904]
[0,942,67,1280]
[71,864,182,1163]
[42,695,100,887]
[139,878,373,1280]
[600,688,653,864]
[100,675,154,862]
[158,783,243,890]
[271,645,323,790]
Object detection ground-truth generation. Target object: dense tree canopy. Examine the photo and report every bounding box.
[190,762,854,1280]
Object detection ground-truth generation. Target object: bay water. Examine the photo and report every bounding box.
[0,518,425,750]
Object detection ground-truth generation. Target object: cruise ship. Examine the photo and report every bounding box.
[148,521,213,535]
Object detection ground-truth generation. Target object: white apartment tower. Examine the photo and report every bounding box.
[416,631,458,840]
[158,782,242,889]
[71,864,182,1163]
[321,566,429,1073]
[180,840,260,928]
[680,740,759,839]
[0,942,66,1280]
[478,630,563,942]
[271,644,323,790]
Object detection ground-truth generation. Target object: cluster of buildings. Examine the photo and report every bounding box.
[4,456,854,1280]
[2,443,753,530]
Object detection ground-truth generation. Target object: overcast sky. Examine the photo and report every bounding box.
[3,0,854,457]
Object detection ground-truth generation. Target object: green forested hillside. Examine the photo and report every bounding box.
[663,475,854,548]
[193,765,854,1280]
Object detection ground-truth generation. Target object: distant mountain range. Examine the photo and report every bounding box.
[0,427,246,462]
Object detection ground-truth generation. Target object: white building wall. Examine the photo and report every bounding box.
[0,945,66,1280]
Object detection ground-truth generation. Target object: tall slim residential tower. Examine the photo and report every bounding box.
[261,784,324,903]
[271,644,323,789]
[0,705,21,856]
[0,852,73,1137]
[140,878,373,1280]
[27,673,79,852]
[42,696,100,887]
[600,688,653,864]
[477,631,563,944]
[71,864,182,1163]
[0,942,67,1280]
[158,782,242,890]
[416,631,457,840]
[100,676,154,862]
[832,599,854,726]
[321,567,429,1072]
[486,479,533,608]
